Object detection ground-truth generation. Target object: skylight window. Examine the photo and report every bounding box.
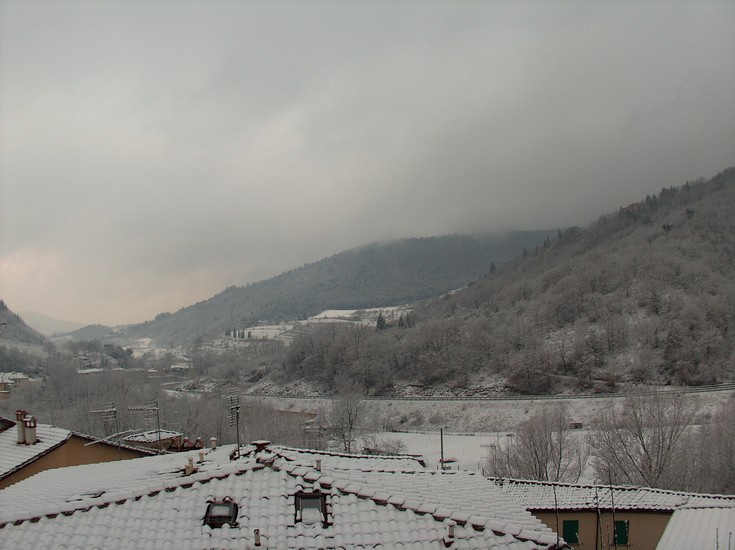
[294,492,328,526]
[204,497,238,528]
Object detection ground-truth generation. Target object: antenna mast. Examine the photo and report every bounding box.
[88,402,120,458]
[128,400,162,452]
[228,394,241,458]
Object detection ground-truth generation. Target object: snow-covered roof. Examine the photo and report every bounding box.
[655,503,735,550]
[0,443,563,549]
[0,372,30,383]
[491,478,735,512]
[123,429,182,443]
[0,417,71,482]
[0,415,155,483]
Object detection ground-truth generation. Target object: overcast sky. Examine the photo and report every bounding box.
[1,1,734,326]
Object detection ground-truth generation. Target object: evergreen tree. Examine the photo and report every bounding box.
[376,313,387,330]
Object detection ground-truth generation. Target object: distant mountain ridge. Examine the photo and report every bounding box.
[120,231,555,344]
[266,166,735,396]
[18,311,86,336]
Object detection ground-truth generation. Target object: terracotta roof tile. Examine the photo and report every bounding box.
[0,444,559,549]
[492,477,735,512]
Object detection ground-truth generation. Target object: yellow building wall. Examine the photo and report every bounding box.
[0,435,148,490]
[534,510,671,550]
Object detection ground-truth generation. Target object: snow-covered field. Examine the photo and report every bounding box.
[249,389,734,476]
[385,430,502,472]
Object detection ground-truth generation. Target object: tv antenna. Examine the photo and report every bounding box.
[88,402,121,457]
[228,393,241,458]
[128,400,162,452]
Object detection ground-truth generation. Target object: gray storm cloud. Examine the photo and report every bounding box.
[1,1,734,325]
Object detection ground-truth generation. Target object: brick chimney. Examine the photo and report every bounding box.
[15,409,26,444]
[24,415,37,445]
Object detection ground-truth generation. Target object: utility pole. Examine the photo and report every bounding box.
[440,428,444,470]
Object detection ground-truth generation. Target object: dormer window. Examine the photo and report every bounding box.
[294,491,328,526]
[204,497,238,528]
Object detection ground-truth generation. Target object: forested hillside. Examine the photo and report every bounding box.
[124,232,553,344]
[0,301,45,346]
[272,167,735,395]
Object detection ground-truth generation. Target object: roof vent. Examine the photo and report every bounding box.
[253,528,262,546]
[253,440,270,452]
[315,459,322,472]
[210,437,217,449]
[443,519,456,547]
[185,456,195,475]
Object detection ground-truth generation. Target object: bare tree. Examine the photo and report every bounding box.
[360,432,407,456]
[587,392,698,489]
[327,379,365,453]
[690,397,735,494]
[485,403,587,482]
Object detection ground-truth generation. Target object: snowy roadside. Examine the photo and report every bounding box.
[246,389,731,433]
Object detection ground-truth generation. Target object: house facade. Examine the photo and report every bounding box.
[492,477,735,550]
[0,372,30,400]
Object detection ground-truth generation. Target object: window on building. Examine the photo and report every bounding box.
[562,520,580,544]
[204,498,238,528]
[614,520,629,545]
[295,491,328,526]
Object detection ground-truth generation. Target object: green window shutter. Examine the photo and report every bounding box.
[614,520,629,544]
[563,520,580,544]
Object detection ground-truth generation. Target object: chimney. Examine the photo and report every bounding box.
[15,409,26,444]
[24,416,37,445]
[198,450,205,463]
[185,456,195,475]
[315,459,322,472]
[210,437,217,449]
[443,520,456,547]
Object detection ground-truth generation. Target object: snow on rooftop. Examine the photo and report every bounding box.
[492,478,735,512]
[122,429,182,443]
[310,309,360,319]
[0,443,560,549]
[0,372,31,383]
[0,420,71,481]
[656,504,735,550]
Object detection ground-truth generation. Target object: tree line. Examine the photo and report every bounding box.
[270,169,735,395]
[483,392,735,494]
